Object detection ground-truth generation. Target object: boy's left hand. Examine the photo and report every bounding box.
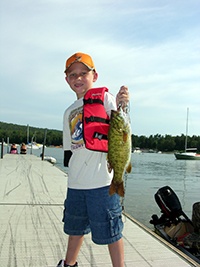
[116,85,129,109]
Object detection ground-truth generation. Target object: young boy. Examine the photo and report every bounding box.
[57,52,129,267]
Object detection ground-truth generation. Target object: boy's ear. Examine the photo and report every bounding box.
[65,76,69,83]
[93,72,98,82]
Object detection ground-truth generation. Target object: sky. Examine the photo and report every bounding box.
[0,0,200,137]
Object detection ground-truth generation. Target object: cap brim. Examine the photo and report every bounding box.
[64,62,95,73]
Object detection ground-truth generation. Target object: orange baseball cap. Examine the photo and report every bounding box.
[64,52,95,73]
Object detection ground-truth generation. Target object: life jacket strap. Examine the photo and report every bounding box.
[85,116,110,124]
[83,99,104,105]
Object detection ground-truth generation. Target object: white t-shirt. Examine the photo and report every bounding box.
[63,91,116,189]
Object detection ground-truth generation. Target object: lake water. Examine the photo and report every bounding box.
[5,146,200,229]
[124,152,200,228]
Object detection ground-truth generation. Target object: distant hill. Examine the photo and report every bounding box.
[0,121,62,146]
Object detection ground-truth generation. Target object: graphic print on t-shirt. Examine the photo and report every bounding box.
[69,106,84,150]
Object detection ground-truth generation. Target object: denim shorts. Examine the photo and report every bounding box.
[62,186,123,245]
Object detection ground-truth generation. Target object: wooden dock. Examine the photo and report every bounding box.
[0,154,198,267]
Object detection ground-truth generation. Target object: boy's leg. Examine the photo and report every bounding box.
[86,187,124,266]
[62,189,90,265]
[65,235,84,265]
[108,238,124,267]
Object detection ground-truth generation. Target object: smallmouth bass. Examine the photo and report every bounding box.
[107,108,132,197]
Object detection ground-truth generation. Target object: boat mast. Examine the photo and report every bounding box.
[185,108,189,152]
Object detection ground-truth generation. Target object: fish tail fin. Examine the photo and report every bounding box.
[117,182,125,197]
[109,180,125,197]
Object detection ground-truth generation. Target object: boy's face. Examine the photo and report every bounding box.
[65,62,98,99]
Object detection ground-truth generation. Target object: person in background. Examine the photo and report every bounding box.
[20,143,27,154]
[57,52,129,267]
[10,143,18,154]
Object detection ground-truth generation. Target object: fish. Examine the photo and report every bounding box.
[107,108,132,197]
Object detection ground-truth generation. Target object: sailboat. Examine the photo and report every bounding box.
[26,125,43,149]
[174,108,200,160]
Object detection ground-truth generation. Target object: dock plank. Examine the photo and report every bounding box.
[0,154,197,267]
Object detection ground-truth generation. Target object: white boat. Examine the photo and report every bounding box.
[0,142,8,146]
[26,126,44,149]
[43,156,57,164]
[175,148,200,160]
[27,142,43,149]
[174,108,200,160]
[133,147,142,153]
[40,153,56,164]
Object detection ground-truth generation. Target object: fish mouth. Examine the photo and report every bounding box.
[111,109,119,117]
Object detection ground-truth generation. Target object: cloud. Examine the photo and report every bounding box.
[0,0,200,136]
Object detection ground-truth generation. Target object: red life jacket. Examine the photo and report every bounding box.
[83,87,110,152]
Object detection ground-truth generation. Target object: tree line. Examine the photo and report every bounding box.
[0,121,200,152]
[0,122,62,146]
[132,134,200,152]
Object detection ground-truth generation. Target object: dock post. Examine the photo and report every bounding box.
[41,128,47,161]
[42,144,45,160]
[1,138,4,159]
[7,137,10,153]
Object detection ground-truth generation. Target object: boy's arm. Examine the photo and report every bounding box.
[64,150,72,167]
[63,108,72,167]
